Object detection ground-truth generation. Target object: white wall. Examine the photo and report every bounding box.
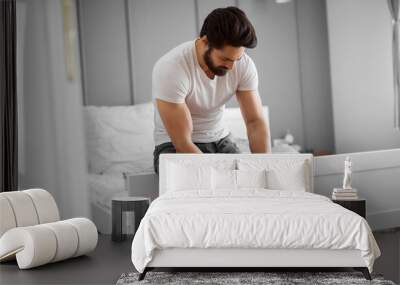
[326,0,400,153]
[17,0,90,219]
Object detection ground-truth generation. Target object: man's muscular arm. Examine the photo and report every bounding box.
[156,99,202,153]
[236,90,271,153]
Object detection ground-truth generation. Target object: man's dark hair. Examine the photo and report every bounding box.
[200,6,257,49]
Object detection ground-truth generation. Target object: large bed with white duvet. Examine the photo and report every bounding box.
[131,153,380,280]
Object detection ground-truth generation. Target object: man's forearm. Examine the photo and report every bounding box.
[173,140,203,153]
[247,120,271,153]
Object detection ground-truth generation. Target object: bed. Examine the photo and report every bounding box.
[84,103,155,233]
[84,103,299,233]
[131,153,380,280]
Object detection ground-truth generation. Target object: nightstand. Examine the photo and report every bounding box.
[332,198,366,218]
[112,196,150,242]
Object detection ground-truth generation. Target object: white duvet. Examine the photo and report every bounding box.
[131,190,380,273]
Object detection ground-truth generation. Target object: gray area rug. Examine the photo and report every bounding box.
[116,271,396,285]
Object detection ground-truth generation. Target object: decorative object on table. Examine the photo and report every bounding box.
[332,156,358,200]
[332,198,366,218]
[0,189,98,269]
[116,271,394,285]
[112,196,150,242]
[332,187,359,200]
[387,0,400,129]
[342,156,353,190]
[283,129,294,144]
[273,129,302,152]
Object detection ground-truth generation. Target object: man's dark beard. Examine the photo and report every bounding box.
[203,47,228,76]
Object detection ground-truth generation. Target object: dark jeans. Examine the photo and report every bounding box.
[153,134,240,173]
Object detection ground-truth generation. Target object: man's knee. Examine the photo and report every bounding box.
[216,135,241,153]
[153,143,176,174]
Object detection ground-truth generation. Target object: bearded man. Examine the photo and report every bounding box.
[152,6,271,173]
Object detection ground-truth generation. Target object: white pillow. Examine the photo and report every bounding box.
[212,169,237,190]
[211,168,268,190]
[167,163,212,191]
[84,103,154,174]
[165,159,236,170]
[236,169,268,189]
[237,158,310,191]
[266,167,306,191]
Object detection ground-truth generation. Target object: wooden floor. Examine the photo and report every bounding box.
[373,228,400,284]
[0,234,133,285]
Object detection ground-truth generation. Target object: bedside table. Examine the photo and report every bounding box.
[112,196,150,242]
[332,198,366,218]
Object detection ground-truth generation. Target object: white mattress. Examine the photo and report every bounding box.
[131,190,380,273]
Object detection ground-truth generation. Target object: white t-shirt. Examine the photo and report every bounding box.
[153,40,258,145]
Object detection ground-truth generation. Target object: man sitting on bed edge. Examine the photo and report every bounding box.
[152,6,271,173]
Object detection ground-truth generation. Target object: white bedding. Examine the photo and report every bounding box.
[88,173,126,213]
[84,103,155,174]
[131,190,380,273]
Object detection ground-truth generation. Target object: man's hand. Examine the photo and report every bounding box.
[236,90,271,153]
[156,99,202,153]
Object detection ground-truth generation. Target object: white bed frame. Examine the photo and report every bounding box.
[139,154,371,280]
[148,248,365,268]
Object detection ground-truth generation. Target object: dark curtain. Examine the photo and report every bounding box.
[0,0,17,192]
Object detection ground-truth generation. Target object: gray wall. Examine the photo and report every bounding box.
[128,0,198,103]
[17,0,90,219]
[296,0,335,154]
[78,0,334,153]
[326,0,400,153]
[196,0,236,33]
[78,0,133,105]
[314,150,400,231]
[238,0,305,147]
[16,1,26,177]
